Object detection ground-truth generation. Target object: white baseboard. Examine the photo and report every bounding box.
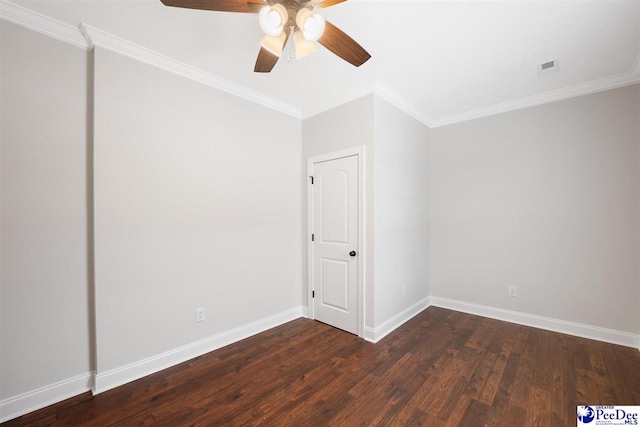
[0,372,94,423]
[3,300,636,423]
[429,296,640,349]
[363,326,376,342]
[94,306,305,394]
[0,306,306,423]
[364,297,431,343]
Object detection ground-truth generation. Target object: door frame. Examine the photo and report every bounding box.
[307,146,366,338]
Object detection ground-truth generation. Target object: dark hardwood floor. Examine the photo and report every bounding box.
[4,307,640,426]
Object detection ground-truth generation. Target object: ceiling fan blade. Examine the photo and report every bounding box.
[246,1,265,13]
[160,0,257,13]
[318,21,371,67]
[302,0,347,8]
[254,47,280,72]
[254,27,290,72]
[246,0,270,7]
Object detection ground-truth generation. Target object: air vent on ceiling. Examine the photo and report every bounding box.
[540,61,554,70]
[538,59,559,76]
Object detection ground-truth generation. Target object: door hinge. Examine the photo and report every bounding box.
[311,234,314,241]
[309,176,314,184]
[312,290,315,298]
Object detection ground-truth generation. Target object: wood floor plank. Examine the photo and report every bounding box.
[479,341,511,405]
[550,343,566,426]
[501,404,527,426]
[436,375,470,422]
[576,368,599,404]
[484,352,521,426]
[559,336,578,425]
[610,344,640,403]
[509,352,536,409]
[524,386,551,427]
[442,394,472,426]
[589,342,617,404]
[4,307,640,427]
[466,351,498,400]
[458,399,491,426]
[454,345,485,380]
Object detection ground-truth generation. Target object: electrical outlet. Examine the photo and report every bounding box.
[508,286,517,297]
[402,285,407,296]
[195,307,206,323]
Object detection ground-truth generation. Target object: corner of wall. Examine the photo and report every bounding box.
[371,96,430,329]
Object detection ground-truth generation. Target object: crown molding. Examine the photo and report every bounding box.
[428,63,640,128]
[0,0,89,50]
[373,81,434,127]
[2,0,638,126]
[0,1,301,119]
[370,55,640,129]
[373,52,640,129]
[80,24,302,119]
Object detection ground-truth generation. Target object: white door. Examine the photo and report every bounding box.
[310,155,359,334]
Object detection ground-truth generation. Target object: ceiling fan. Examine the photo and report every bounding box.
[160,0,371,72]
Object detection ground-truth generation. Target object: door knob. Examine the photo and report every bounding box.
[349,251,357,257]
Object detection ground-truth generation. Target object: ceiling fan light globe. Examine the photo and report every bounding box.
[303,14,325,41]
[269,11,281,27]
[259,4,287,37]
[295,8,313,29]
[296,9,325,42]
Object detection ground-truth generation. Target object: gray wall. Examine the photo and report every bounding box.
[373,97,429,327]
[1,20,302,406]
[301,95,375,327]
[0,21,91,399]
[428,84,640,334]
[93,47,302,373]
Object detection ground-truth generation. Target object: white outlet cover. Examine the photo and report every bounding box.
[196,307,206,322]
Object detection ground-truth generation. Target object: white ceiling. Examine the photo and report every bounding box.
[7,0,640,125]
